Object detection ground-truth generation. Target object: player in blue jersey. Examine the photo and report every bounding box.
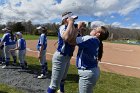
[9,32,27,69]
[0,27,17,69]
[36,26,48,79]
[68,24,109,93]
[47,12,78,93]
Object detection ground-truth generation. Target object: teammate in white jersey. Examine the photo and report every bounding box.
[10,32,27,69]
[0,27,17,69]
[36,26,48,79]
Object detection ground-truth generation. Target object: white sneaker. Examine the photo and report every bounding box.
[2,65,8,69]
[57,89,64,93]
[37,74,47,79]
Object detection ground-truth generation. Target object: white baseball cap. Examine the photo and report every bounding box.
[36,26,42,30]
[16,32,22,36]
[62,12,78,20]
[2,27,10,32]
[36,26,46,30]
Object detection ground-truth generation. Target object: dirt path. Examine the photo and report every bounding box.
[26,40,140,78]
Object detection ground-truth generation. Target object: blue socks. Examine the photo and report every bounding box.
[5,58,10,66]
[13,56,17,63]
[60,80,65,92]
[47,87,56,93]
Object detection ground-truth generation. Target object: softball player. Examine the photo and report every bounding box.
[0,27,17,69]
[0,38,5,64]
[9,32,27,69]
[47,12,78,93]
[69,25,109,93]
[36,26,48,79]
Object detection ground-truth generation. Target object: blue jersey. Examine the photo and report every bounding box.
[57,25,75,56]
[76,35,100,69]
[17,38,26,50]
[1,33,16,46]
[37,33,47,51]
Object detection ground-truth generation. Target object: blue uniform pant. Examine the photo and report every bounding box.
[78,66,100,93]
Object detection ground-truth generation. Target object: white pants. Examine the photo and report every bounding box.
[38,50,46,65]
[49,51,71,89]
[78,66,100,93]
[0,48,4,58]
[38,50,47,75]
[17,50,26,64]
[4,44,16,59]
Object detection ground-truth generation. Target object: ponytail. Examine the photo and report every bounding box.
[10,31,14,40]
[98,26,109,61]
[98,41,103,61]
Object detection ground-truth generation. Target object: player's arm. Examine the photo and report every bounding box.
[10,47,20,51]
[67,22,86,45]
[10,40,20,51]
[76,36,93,48]
[38,35,45,59]
[39,45,44,54]
[38,44,44,59]
[61,18,78,42]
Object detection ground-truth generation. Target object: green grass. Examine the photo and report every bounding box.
[1,56,140,93]
[0,84,24,93]
[0,34,58,40]
[26,56,140,93]
[94,72,140,93]
[23,34,58,40]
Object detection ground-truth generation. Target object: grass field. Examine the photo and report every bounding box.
[1,56,140,93]
[0,34,58,40]
[0,84,24,93]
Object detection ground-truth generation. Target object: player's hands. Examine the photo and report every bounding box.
[38,54,41,59]
[9,49,12,52]
[78,22,86,29]
[38,52,42,60]
[67,17,74,24]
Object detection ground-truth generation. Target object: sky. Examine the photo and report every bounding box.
[0,0,140,29]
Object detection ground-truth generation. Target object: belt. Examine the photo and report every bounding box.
[78,65,97,70]
[78,67,95,70]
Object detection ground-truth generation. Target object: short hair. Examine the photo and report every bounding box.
[41,26,47,33]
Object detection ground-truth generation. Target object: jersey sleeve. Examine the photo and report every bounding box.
[17,39,21,49]
[1,34,7,42]
[76,36,94,48]
[40,35,44,45]
[59,25,66,37]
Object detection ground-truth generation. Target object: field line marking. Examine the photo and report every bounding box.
[27,48,140,70]
[100,62,140,70]
[113,47,134,52]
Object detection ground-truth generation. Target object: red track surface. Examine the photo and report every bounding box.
[26,40,140,78]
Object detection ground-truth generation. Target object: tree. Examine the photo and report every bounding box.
[12,22,25,33]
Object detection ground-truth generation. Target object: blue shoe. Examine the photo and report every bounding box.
[47,87,56,93]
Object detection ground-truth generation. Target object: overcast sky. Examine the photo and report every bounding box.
[0,0,140,29]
